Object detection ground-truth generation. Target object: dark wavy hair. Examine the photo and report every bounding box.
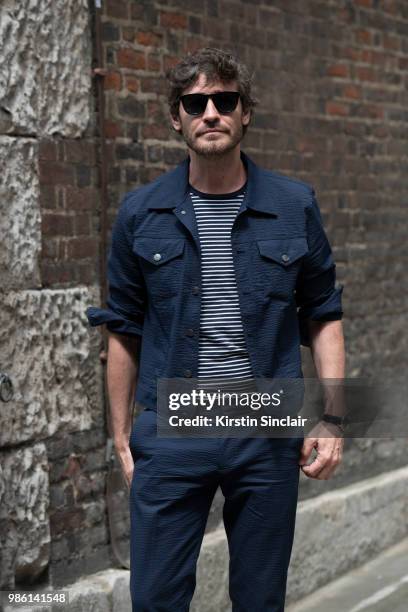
[165,47,258,135]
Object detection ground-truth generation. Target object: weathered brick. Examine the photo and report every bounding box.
[117,96,145,118]
[126,123,140,142]
[104,120,123,139]
[117,48,146,70]
[189,16,202,34]
[383,34,400,51]
[147,144,163,163]
[125,76,140,93]
[343,84,362,99]
[355,28,372,45]
[125,167,139,183]
[65,187,99,211]
[42,213,75,236]
[108,166,121,184]
[76,263,98,285]
[140,76,168,94]
[360,49,386,65]
[73,212,92,235]
[101,21,120,42]
[326,101,349,117]
[104,71,122,91]
[399,56,408,70]
[75,164,92,188]
[40,185,58,209]
[136,30,163,46]
[106,0,128,20]
[147,100,162,117]
[39,162,75,185]
[163,147,187,165]
[130,3,143,21]
[147,53,161,71]
[163,54,180,71]
[116,142,144,161]
[64,140,96,164]
[66,237,99,259]
[356,66,377,81]
[40,261,76,286]
[39,139,59,161]
[206,0,219,17]
[327,64,349,78]
[122,26,136,43]
[159,11,188,29]
[139,166,165,184]
[142,123,170,140]
[41,239,60,259]
[186,36,206,53]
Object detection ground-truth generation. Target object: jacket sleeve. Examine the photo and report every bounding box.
[86,193,146,337]
[296,189,343,347]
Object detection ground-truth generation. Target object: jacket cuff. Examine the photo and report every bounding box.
[86,307,144,337]
[298,284,343,347]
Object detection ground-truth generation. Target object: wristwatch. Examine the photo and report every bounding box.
[321,413,348,433]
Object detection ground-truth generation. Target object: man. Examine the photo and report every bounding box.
[87,47,345,611]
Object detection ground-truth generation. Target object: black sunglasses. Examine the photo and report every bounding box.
[180,91,241,116]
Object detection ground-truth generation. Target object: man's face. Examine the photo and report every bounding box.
[171,73,251,158]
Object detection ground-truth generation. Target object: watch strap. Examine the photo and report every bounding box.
[322,413,344,425]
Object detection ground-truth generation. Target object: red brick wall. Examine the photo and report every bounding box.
[39,138,100,287]
[98,0,408,380]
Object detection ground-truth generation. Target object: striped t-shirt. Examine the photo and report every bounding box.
[189,183,254,388]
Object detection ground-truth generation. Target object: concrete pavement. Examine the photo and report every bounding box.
[286,537,408,612]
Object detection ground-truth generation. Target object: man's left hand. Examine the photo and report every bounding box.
[299,421,344,480]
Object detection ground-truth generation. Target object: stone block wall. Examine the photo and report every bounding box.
[0,0,110,590]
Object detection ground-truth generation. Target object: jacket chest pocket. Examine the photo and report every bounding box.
[252,237,309,299]
[132,237,186,298]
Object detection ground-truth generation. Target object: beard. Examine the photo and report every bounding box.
[180,123,244,159]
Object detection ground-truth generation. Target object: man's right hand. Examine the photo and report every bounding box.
[116,445,135,490]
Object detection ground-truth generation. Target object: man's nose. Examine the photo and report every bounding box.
[202,97,220,121]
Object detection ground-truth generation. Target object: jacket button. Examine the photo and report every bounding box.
[180,209,186,215]
[184,369,192,377]
[153,253,162,262]
[185,328,194,337]
[281,254,290,263]
[192,286,200,295]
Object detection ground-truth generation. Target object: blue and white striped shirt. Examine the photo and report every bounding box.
[190,183,254,388]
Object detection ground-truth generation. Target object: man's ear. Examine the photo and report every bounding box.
[242,107,251,127]
[170,113,182,133]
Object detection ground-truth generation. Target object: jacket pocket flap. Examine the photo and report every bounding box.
[132,237,185,265]
[257,237,308,266]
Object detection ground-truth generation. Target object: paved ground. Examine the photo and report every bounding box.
[3,537,407,611]
[287,537,408,612]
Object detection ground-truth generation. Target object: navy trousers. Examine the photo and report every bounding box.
[129,408,302,611]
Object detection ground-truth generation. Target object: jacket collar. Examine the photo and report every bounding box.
[147,150,278,216]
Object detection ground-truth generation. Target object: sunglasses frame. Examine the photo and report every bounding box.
[180,91,241,116]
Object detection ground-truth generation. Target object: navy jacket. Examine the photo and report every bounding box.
[86,151,343,411]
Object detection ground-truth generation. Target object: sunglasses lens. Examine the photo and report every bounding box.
[213,92,240,113]
[181,94,207,115]
[181,92,240,115]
